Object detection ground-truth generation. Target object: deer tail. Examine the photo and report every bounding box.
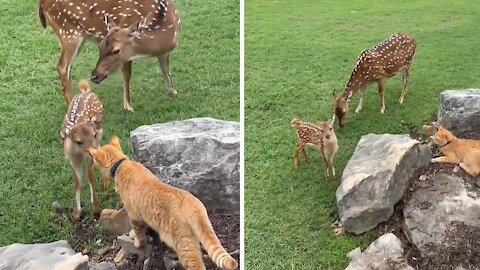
[291,117,301,127]
[38,0,47,28]
[189,206,238,270]
[78,79,91,93]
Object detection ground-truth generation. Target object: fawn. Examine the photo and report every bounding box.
[291,118,338,180]
[60,80,104,221]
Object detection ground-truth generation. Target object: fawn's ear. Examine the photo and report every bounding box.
[110,135,121,149]
[332,89,338,99]
[90,113,103,130]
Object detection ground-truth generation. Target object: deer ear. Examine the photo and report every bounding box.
[60,128,70,140]
[90,113,103,130]
[104,14,118,32]
[128,17,148,38]
[110,135,121,149]
[332,89,337,99]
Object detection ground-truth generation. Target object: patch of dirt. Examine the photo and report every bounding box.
[71,209,240,270]
[377,131,480,270]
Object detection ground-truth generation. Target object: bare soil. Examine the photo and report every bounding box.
[377,130,480,270]
[71,209,240,270]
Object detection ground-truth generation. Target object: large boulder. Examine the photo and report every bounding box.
[345,233,414,270]
[336,134,431,234]
[403,173,480,256]
[437,89,480,132]
[0,240,88,270]
[130,118,240,212]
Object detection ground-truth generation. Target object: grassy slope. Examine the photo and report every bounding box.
[0,0,238,246]
[245,0,480,268]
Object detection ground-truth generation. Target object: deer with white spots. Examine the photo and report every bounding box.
[291,117,338,181]
[38,0,180,111]
[60,80,104,221]
[333,33,416,128]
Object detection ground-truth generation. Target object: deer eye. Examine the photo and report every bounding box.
[76,141,84,145]
[112,48,120,55]
[329,127,333,130]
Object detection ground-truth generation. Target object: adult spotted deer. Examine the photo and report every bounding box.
[333,33,416,128]
[60,80,104,221]
[38,0,180,111]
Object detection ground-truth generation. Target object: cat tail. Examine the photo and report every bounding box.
[190,210,238,270]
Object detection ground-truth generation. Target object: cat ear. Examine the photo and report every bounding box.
[87,148,98,159]
[110,135,121,149]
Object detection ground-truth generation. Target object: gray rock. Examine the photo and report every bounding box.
[437,89,480,132]
[345,233,414,270]
[117,234,152,257]
[336,134,431,234]
[130,118,240,212]
[0,240,88,270]
[403,174,480,256]
[88,262,116,270]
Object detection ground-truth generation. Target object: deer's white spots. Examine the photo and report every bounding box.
[150,35,154,38]
[168,24,173,28]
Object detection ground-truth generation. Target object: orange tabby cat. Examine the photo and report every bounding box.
[431,126,480,176]
[88,136,238,270]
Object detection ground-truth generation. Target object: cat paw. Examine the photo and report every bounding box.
[133,237,144,248]
[128,229,136,240]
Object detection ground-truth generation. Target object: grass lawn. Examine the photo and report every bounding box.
[244,0,480,269]
[0,0,238,248]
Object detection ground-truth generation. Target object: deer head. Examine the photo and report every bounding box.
[91,16,148,84]
[62,122,100,153]
[317,119,336,143]
[333,90,349,128]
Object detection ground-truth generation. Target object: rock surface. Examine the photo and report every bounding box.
[117,234,152,257]
[345,233,414,270]
[130,118,240,212]
[336,134,431,234]
[0,240,88,270]
[88,262,116,270]
[100,208,131,236]
[403,173,480,256]
[437,89,480,132]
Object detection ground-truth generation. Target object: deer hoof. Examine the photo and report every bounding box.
[72,208,81,221]
[168,89,178,98]
[123,104,135,112]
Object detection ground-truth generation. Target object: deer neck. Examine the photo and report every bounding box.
[342,69,366,103]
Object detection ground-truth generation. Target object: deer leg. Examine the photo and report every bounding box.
[56,38,83,105]
[377,79,386,114]
[302,149,310,164]
[318,150,329,181]
[70,159,84,221]
[121,61,134,112]
[293,143,302,170]
[157,53,177,97]
[328,154,336,179]
[399,67,409,104]
[86,159,100,218]
[355,86,367,113]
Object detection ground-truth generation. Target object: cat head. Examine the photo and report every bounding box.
[431,126,455,146]
[88,135,128,178]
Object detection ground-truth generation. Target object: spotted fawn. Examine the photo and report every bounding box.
[291,118,338,181]
[60,80,104,221]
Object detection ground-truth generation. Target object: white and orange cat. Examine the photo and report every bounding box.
[88,136,238,270]
[431,126,480,176]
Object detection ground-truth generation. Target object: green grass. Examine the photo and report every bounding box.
[245,0,480,269]
[0,0,238,247]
